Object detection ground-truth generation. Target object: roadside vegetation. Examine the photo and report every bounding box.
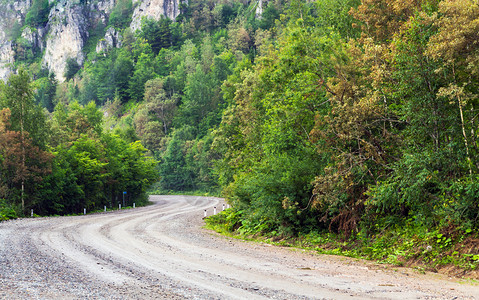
[1,0,478,277]
[206,209,479,279]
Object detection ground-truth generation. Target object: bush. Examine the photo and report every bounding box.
[0,199,17,221]
[25,0,50,27]
[109,0,133,29]
[64,58,80,81]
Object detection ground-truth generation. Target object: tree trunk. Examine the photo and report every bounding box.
[453,65,472,175]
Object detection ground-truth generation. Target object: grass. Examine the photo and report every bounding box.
[204,209,479,280]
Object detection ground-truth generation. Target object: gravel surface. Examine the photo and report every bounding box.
[0,195,478,299]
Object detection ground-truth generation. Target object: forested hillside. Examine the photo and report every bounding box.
[1,0,478,274]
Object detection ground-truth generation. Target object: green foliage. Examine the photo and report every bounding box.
[109,0,133,29]
[310,0,360,39]
[0,68,48,148]
[177,65,218,135]
[14,36,37,64]
[258,2,280,30]
[183,132,219,192]
[204,208,242,234]
[226,151,324,235]
[83,21,107,55]
[207,213,479,274]
[214,7,355,235]
[0,72,52,215]
[128,52,157,102]
[442,175,479,227]
[34,73,57,112]
[6,20,22,41]
[25,0,50,27]
[212,3,237,28]
[139,17,176,54]
[37,101,157,215]
[6,0,479,275]
[0,199,17,221]
[37,148,83,215]
[159,127,195,191]
[64,58,81,81]
[81,49,134,105]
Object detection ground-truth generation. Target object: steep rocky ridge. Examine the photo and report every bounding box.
[44,0,89,82]
[0,0,184,82]
[0,0,30,79]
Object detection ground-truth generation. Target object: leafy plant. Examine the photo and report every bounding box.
[0,199,17,221]
[25,0,50,27]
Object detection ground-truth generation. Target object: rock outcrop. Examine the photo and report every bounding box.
[0,42,15,80]
[43,1,88,82]
[130,0,182,32]
[0,0,184,82]
[0,0,30,80]
[96,27,122,53]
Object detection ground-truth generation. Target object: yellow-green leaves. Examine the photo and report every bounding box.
[427,0,479,71]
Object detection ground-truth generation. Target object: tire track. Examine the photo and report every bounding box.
[1,195,478,299]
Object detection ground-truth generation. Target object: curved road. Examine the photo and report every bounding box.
[0,195,477,299]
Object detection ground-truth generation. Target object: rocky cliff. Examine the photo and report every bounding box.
[0,0,184,82]
[0,0,29,80]
[130,0,181,31]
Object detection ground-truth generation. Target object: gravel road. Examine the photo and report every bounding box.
[0,195,478,299]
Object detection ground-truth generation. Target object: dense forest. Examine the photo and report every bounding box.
[1,0,478,272]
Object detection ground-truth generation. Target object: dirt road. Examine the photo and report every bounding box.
[0,195,478,299]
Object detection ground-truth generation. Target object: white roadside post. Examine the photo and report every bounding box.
[31,209,33,217]
[104,205,106,212]
[222,203,225,211]
[204,209,207,218]
[133,203,135,208]
[84,208,86,215]
[214,206,217,215]
[119,204,121,210]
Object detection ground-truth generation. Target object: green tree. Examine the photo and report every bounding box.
[178,65,218,136]
[66,135,108,210]
[258,2,280,30]
[159,127,195,191]
[128,53,157,102]
[82,49,134,104]
[0,108,52,215]
[0,68,48,148]
[36,146,83,215]
[34,73,57,112]
[112,50,134,102]
[0,69,50,213]
[109,0,133,29]
[64,58,81,81]
[46,101,156,214]
[139,17,172,54]
[25,0,50,27]
[144,78,178,135]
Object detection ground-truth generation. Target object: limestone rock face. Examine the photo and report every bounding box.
[0,0,184,82]
[130,0,183,32]
[0,42,15,80]
[96,27,122,53]
[90,0,116,24]
[0,0,30,80]
[43,0,88,82]
[21,26,43,50]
